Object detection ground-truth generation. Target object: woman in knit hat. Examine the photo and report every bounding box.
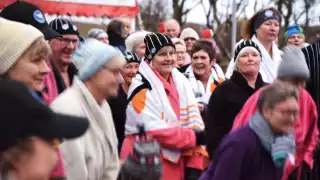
[0,17,74,180]
[0,17,51,92]
[87,28,109,44]
[205,40,267,159]
[225,7,282,83]
[121,33,208,180]
[51,39,126,180]
[232,46,319,180]
[125,31,150,59]
[201,82,299,180]
[109,51,141,154]
[179,27,199,55]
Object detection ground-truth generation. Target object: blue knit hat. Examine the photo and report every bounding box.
[285,25,304,41]
[72,38,125,80]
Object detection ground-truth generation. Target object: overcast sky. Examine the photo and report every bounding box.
[177,0,320,26]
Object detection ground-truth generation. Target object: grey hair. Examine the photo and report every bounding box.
[257,82,299,113]
[87,28,107,39]
[171,38,186,47]
[164,19,180,29]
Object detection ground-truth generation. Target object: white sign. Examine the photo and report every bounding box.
[46,0,136,7]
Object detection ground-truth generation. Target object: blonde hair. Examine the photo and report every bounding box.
[20,37,51,60]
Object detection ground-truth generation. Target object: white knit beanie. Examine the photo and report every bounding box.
[179,27,199,40]
[0,17,43,75]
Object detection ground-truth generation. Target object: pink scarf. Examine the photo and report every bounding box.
[42,62,66,179]
[151,66,180,119]
[151,65,204,170]
[232,86,319,180]
[42,62,59,105]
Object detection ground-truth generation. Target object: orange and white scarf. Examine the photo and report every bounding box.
[125,60,205,162]
[185,64,225,104]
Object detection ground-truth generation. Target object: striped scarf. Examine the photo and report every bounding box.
[249,111,296,168]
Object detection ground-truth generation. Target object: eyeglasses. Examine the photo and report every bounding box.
[56,37,80,46]
[275,109,299,117]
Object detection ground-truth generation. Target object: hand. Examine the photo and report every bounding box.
[198,103,205,112]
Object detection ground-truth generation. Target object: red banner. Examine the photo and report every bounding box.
[0,0,139,17]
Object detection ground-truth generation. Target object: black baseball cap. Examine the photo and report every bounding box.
[0,1,61,40]
[0,80,89,152]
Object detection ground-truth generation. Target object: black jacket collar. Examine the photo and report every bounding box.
[230,71,266,92]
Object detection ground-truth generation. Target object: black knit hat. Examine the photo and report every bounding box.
[0,1,61,40]
[234,40,261,61]
[49,17,79,36]
[124,51,141,64]
[144,33,175,61]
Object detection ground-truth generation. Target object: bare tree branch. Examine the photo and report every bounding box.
[201,0,213,28]
[209,0,221,26]
[236,3,246,18]
[182,0,202,15]
[293,9,306,23]
[172,0,202,25]
[139,0,167,31]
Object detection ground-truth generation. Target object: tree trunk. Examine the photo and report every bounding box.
[172,0,184,25]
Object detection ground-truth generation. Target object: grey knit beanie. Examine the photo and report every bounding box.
[277,46,310,80]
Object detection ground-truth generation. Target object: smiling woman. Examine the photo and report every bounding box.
[0,18,51,92]
[121,33,208,180]
[205,40,267,159]
[150,46,176,80]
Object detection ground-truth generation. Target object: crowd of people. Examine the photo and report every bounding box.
[0,1,319,180]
